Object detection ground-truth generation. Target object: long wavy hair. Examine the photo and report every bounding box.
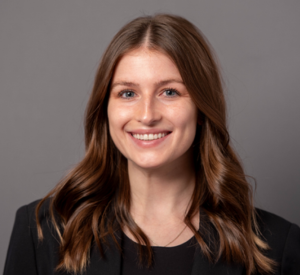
[36,14,275,275]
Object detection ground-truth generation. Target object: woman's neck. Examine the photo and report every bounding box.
[127,155,196,225]
[123,154,199,247]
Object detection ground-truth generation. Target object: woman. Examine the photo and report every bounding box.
[4,14,300,275]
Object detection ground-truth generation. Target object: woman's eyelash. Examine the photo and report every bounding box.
[118,90,136,98]
[163,88,181,96]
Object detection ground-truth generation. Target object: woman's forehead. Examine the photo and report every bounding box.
[111,48,183,85]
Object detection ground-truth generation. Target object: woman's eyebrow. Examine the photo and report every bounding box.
[156,79,184,87]
[111,81,137,89]
[111,79,184,90]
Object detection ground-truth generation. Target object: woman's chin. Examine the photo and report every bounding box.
[128,158,168,171]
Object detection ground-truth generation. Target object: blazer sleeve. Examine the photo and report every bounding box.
[4,205,38,275]
[281,223,300,274]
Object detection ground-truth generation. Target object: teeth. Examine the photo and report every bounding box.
[132,133,168,141]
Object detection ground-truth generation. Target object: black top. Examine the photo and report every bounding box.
[121,233,196,275]
[3,199,300,275]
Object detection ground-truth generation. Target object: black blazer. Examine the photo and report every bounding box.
[4,199,300,275]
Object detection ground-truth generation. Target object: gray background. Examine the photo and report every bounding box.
[1,0,299,271]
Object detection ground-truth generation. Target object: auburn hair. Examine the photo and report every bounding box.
[36,14,275,275]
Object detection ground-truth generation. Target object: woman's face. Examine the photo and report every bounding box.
[107,48,198,170]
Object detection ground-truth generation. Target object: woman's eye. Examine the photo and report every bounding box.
[119,90,136,98]
[163,88,180,97]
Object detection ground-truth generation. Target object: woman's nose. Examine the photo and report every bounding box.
[136,96,162,125]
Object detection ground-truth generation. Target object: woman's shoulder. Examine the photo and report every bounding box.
[16,198,52,226]
[14,197,61,247]
[255,207,300,239]
[17,197,50,211]
[4,198,60,275]
[255,207,299,231]
[255,207,300,273]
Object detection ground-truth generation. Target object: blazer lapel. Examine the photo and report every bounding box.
[191,209,245,275]
[191,247,245,275]
[87,232,122,275]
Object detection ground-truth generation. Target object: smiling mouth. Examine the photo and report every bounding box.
[131,132,170,141]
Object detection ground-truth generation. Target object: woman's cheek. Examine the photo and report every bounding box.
[109,104,130,127]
